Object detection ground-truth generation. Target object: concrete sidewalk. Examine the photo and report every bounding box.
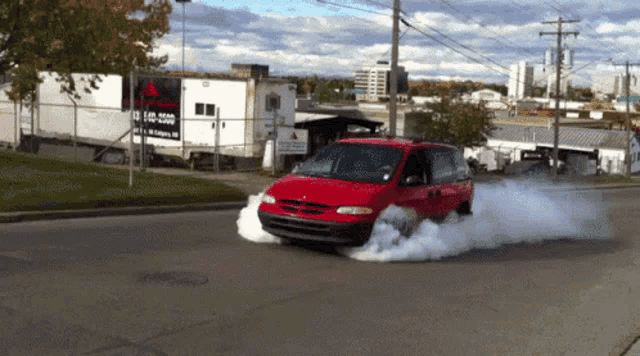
[142,167,279,196]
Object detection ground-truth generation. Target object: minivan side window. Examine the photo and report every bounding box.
[429,147,467,184]
[399,151,427,187]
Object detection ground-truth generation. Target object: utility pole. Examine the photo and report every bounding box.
[176,0,191,73]
[612,60,640,177]
[389,0,400,137]
[540,17,579,179]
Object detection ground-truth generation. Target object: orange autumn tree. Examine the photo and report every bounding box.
[0,0,171,101]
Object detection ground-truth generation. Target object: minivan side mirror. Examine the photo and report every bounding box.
[404,175,422,186]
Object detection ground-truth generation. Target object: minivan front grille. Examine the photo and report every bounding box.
[257,211,374,246]
[277,199,331,215]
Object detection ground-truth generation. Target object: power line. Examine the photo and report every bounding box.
[541,0,613,55]
[315,0,389,16]
[362,0,408,15]
[314,0,543,86]
[401,18,511,73]
[311,0,586,92]
[435,0,536,56]
[401,20,509,77]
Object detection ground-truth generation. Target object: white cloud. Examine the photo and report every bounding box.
[150,1,640,86]
[596,23,618,34]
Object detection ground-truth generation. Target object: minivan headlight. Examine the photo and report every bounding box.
[336,206,373,215]
[261,194,276,204]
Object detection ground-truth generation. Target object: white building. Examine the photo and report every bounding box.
[465,124,640,175]
[592,73,640,99]
[543,48,575,98]
[508,61,534,99]
[546,69,572,98]
[353,61,409,102]
[0,69,298,166]
[471,89,503,102]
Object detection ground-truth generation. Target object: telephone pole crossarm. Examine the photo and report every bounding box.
[539,32,579,37]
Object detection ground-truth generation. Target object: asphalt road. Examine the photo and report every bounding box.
[1,187,639,355]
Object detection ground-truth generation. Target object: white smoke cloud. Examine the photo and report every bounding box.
[237,181,611,262]
[340,181,611,262]
[236,193,282,244]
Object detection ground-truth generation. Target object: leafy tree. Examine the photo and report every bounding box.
[315,80,339,103]
[411,97,495,147]
[483,83,507,96]
[0,0,171,101]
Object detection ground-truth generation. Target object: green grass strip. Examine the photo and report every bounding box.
[0,150,246,213]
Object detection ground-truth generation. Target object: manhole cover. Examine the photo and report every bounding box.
[141,271,208,286]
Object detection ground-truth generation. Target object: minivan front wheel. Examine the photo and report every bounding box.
[457,201,472,216]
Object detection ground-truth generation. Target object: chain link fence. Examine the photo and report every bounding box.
[0,99,308,172]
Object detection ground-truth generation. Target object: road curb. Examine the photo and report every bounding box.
[549,184,640,192]
[1,183,638,225]
[0,201,247,224]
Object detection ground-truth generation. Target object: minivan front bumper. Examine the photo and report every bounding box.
[257,211,374,246]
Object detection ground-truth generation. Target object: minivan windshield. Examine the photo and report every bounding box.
[294,144,404,183]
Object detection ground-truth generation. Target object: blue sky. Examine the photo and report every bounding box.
[153,0,640,87]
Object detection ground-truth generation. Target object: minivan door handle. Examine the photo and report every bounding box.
[428,190,441,198]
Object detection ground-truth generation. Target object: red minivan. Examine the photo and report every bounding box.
[258,137,474,246]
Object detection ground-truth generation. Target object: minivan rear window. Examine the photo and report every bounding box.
[428,147,468,184]
[294,144,404,183]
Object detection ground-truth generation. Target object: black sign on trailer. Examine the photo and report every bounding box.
[122,76,182,141]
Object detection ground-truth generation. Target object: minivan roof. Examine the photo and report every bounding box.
[337,137,455,150]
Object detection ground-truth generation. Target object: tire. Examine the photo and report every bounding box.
[457,201,472,216]
[100,150,125,164]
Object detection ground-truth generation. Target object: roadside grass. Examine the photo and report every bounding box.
[473,171,640,185]
[578,174,638,184]
[255,169,290,179]
[0,150,247,213]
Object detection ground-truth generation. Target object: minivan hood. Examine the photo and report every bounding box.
[265,174,390,207]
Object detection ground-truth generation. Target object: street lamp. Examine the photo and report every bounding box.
[175,0,191,73]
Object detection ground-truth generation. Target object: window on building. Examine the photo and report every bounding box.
[266,95,280,111]
[206,104,216,116]
[195,103,204,115]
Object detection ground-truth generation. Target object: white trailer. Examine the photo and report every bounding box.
[0,72,133,162]
[1,71,300,168]
[123,75,298,167]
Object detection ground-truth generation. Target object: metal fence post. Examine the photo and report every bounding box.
[272,108,278,176]
[13,101,18,151]
[30,93,35,152]
[140,95,145,171]
[129,63,135,188]
[215,107,221,173]
[67,95,78,161]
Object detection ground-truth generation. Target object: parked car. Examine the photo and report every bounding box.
[257,137,474,246]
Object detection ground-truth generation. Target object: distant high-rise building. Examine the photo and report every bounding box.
[546,68,572,98]
[508,61,534,99]
[592,73,640,99]
[353,61,408,102]
[543,48,575,99]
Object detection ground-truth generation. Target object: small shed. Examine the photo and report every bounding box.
[294,109,383,161]
[471,89,503,102]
